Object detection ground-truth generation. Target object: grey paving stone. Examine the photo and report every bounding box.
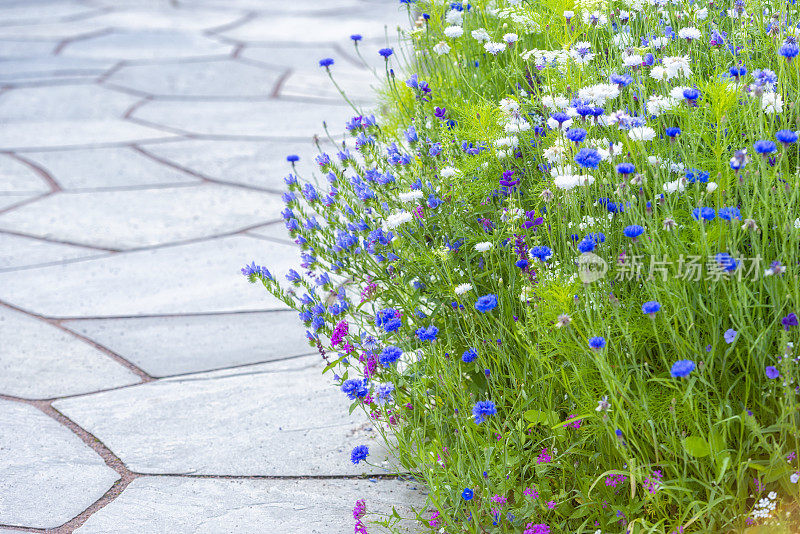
[0,183,282,249]
[239,43,351,70]
[179,0,363,12]
[55,356,395,476]
[132,99,355,139]
[76,477,425,534]
[0,193,39,211]
[0,39,57,58]
[21,146,198,190]
[0,19,104,40]
[139,138,332,191]
[0,233,104,271]
[0,85,176,149]
[0,57,117,83]
[61,30,234,61]
[63,311,314,377]
[87,7,242,31]
[247,222,293,244]
[105,59,285,98]
[281,66,377,103]
[0,0,98,25]
[0,399,120,529]
[0,235,297,317]
[0,306,141,399]
[0,154,50,193]
[220,13,401,44]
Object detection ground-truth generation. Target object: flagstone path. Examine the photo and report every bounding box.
[0,0,425,532]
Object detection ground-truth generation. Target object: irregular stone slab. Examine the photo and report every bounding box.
[0,0,99,25]
[0,184,283,249]
[240,43,352,70]
[133,99,354,139]
[88,7,242,31]
[139,138,333,191]
[0,193,39,211]
[105,59,284,98]
[0,154,50,194]
[281,67,377,103]
[0,57,117,84]
[221,14,401,44]
[0,39,58,58]
[248,222,293,244]
[0,307,141,399]
[0,85,176,149]
[61,30,233,61]
[0,235,297,317]
[0,399,120,529]
[55,356,394,475]
[21,146,198,190]
[0,19,104,41]
[64,311,313,377]
[178,0,362,12]
[0,233,104,272]
[76,477,425,533]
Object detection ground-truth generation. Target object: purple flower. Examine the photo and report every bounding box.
[670,359,695,377]
[475,294,498,312]
[782,313,798,331]
[766,366,780,379]
[724,329,737,344]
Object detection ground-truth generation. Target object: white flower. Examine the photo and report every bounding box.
[471,28,491,42]
[546,116,572,131]
[669,86,692,100]
[484,42,507,55]
[696,7,708,19]
[623,54,642,67]
[445,9,463,25]
[663,56,692,78]
[440,166,460,178]
[570,41,595,63]
[649,36,669,49]
[678,27,701,40]
[612,32,633,49]
[795,218,800,229]
[432,41,451,55]
[503,33,518,43]
[768,491,777,500]
[647,95,679,115]
[663,179,685,193]
[706,182,717,193]
[649,65,668,81]
[474,242,493,252]
[563,10,574,19]
[399,190,424,202]
[628,126,656,141]
[761,92,783,113]
[583,10,608,25]
[384,211,413,230]
[595,395,611,411]
[554,173,594,189]
[577,83,620,105]
[790,472,799,484]
[454,283,473,295]
[443,26,464,38]
[541,95,569,109]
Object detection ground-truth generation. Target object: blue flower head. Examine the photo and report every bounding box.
[530,246,552,261]
[475,294,498,312]
[718,207,741,221]
[670,359,695,378]
[577,237,595,253]
[766,366,780,379]
[575,148,602,168]
[342,378,369,399]
[623,225,644,239]
[318,58,334,68]
[616,162,635,174]
[565,128,587,143]
[462,488,474,500]
[379,346,403,366]
[416,325,439,341]
[286,154,300,163]
[379,48,394,58]
[472,400,497,424]
[462,347,478,363]
[779,37,799,60]
[692,207,715,221]
[777,129,798,145]
[588,336,606,350]
[351,445,369,464]
[642,301,661,315]
[754,140,776,155]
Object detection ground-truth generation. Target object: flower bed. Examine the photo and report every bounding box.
[245,0,800,532]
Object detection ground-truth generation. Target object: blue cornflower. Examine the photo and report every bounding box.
[472,400,497,424]
[766,366,780,379]
[342,378,369,399]
[575,148,602,168]
[319,58,334,68]
[754,140,776,155]
[682,88,700,102]
[474,294,498,312]
[692,207,715,221]
[623,225,644,239]
[776,129,798,145]
[350,34,362,41]
[616,162,635,175]
[462,488,474,501]
[351,445,369,464]
[416,325,439,341]
[779,37,799,60]
[685,168,709,183]
[610,73,632,87]
[375,383,395,404]
[286,154,300,163]
[724,328,738,343]
[665,127,681,138]
[588,336,606,350]
[718,207,741,221]
[379,48,394,58]
[577,237,595,253]
[530,245,552,261]
[728,65,747,79]
[565,128,587,143]
[716,253,739,272]
[462,347,478,363]
[642,301,661,315]
[379,346,403,366]
[670,360,695,378]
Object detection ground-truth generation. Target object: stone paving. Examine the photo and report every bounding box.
[0,0,425,532]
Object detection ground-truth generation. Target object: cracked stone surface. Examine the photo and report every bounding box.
[0,0,413,530]
[0,399,120,529]
[76,477,426,533]
[0,306,141,399]
[0,184,283,249]
[63,312,314,377]
[0,235,296,317]
[55,356,394,476]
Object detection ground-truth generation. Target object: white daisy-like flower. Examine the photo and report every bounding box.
[474,242,493,252]
[570,41,595,64]
[706,182,718,193]
[577,83,620,106]
[554,173,594,189]
[678,27,701,41]
[612,32,633,49]
[669,86,693,100]
[663,179,685,194]
[471,28,491,42]
[384,211,413,230]
[649,36,669,49]
[761,92,783,113]
[623,54,642,67]
[563,10,574,19]
[399,190,424,202]
[503,33,518,43]
[440,166,460,178]
[443,25,464,38]
[432,41,451,55]
[663,56,692,78]
[647,95,679,115]
[649,65,668,81]
[628,126,656,141]
[541,95,569,109]
[445,9,463,25]
[454,283,473,295]
[485,42,507,55]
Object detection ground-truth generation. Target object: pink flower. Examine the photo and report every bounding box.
[536,448,552,464]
